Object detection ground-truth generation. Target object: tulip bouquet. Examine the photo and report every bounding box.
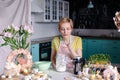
[0,24,33,50]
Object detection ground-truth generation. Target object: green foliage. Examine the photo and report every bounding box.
[0,25,33,50]
[88,53,110,64]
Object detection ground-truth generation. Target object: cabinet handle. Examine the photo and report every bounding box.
[32,47,35,48]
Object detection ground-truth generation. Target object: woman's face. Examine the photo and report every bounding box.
[59,22,72,38]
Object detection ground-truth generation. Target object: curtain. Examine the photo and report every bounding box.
[0,0,31,74]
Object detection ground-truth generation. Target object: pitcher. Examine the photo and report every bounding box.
[56,53,66,72]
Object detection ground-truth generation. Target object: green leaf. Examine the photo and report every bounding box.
[25,43,29,49]
[1,43,8,46]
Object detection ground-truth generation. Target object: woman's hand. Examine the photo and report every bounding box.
[66,43,77,58]
[52,63,56,69]
[66,43,82,58]
[66,43,72,51]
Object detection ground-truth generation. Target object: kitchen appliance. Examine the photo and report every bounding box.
[39,42,51,61]
[73,57,85,75]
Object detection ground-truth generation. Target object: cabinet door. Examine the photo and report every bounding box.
[58,1,64,20]
[44,0,52,21]
[52,0,58,22]
[58,0,69,20]
[31,44,39,62]
[102,40,120,63]
[63,1,69,18]
[109,46,120,63]
[52,0,69,21]
[82,38,88,58]
[87,39,103,57]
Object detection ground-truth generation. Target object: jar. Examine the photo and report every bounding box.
[56,54,66,72]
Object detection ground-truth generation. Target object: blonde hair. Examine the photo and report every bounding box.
[58,18,73,30]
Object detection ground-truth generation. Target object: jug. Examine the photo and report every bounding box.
[73,57,85,75]
[56,54,66,72]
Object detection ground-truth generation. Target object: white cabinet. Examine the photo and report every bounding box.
[52,0,58,22]
[58,1,69,20]
[31,0,69,22]
[63,1,69,18]
[33,0,52,22]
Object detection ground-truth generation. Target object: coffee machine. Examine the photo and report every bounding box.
[73,57,85,75]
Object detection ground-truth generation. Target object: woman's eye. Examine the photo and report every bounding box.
[60,28,65,31]
[60,27,71,31]
[67,28,70,30]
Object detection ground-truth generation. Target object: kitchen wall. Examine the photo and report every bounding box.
[31,22,60,39]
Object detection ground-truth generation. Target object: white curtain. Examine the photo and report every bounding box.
[0,0,31,74]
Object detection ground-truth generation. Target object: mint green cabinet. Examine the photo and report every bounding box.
[87,39,103,58]
[82,38,120,63]
[102,40,120,63]
[82,38,88,58]
[31,44,40,62]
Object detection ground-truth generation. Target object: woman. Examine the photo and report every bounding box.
[51,17,82,70]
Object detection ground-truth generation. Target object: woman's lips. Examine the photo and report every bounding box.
[63,34,68,36]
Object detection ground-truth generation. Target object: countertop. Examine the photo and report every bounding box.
[31,35,120,44]
[31,36,55,44]
[79,35,120,40]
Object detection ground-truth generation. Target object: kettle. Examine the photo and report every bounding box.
[73,57,85,75]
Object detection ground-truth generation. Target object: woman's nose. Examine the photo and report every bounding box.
[64,29,67,33]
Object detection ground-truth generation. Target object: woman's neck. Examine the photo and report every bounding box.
[62,35,71,43]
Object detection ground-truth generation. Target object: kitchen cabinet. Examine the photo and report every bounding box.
[31,44,40,62]
[82,38,104,59]
[87,39,103,57]
[82,38,88,58]
[58,1,69,20]
[31,0,69,22]
[63,1,69,18]
[82,38,120,63]
[102,40,120,63]
[31,42,51,62]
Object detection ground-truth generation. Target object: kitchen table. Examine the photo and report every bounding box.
[44,68,120,80]
[0,69,78,80]
[1,68,120,80]
[44,69,77,80]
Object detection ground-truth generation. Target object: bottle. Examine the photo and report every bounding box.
[73,57,85,75]
[73,57,81,75]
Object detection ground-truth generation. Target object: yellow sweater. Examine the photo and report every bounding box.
[51,36,82,52]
